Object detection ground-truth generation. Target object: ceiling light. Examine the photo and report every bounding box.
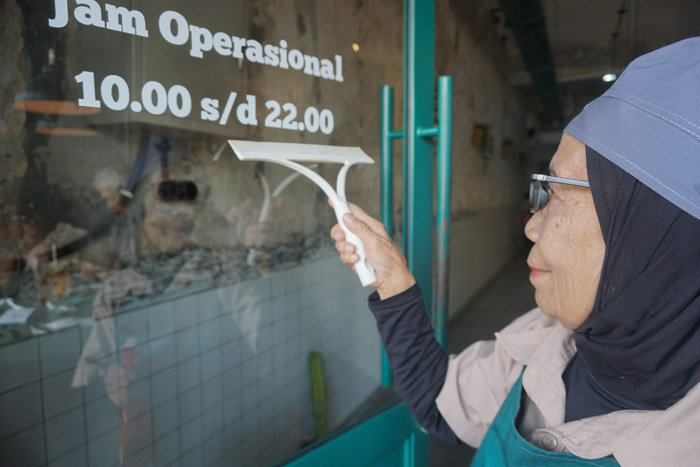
[602,73,617,82]
[352,43,360,53]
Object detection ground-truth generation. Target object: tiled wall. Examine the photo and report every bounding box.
[0,256,381,466]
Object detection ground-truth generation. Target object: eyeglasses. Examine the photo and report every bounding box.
[529,174,590,213]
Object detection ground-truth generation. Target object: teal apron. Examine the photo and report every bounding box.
[471,371,620,466]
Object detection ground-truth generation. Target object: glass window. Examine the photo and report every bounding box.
[0,1,402,465]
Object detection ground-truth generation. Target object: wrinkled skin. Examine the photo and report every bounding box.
[330,202,415,299]
[331,133,606,330]
[525,133,606,329]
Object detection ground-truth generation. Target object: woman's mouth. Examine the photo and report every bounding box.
[528,265,549,279]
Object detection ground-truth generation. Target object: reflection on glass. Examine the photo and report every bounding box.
[0,0,399,464]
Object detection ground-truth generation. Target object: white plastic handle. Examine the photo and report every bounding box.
[333,200,377,287]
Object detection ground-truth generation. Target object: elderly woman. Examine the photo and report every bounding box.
[331,38,700,465]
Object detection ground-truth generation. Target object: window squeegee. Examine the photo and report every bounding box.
[227,140,377,287]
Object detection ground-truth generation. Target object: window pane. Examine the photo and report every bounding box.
[1,1,401,464]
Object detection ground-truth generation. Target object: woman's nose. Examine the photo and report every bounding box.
[525,211,540,242]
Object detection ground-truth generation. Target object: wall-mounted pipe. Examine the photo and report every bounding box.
[499,0,562,122]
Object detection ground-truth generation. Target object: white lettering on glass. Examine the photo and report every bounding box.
[50,0,149,37]
[50,2,345,83]
[48,0,69,28]
[74,70,336,133]
[104,4,148,37]
[158,10,189,45]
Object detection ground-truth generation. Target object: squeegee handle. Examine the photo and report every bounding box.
[333,201,377,287]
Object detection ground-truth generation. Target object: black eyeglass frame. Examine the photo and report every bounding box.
[529,173,590,213]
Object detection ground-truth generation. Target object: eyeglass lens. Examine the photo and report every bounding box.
[529,180,549,213]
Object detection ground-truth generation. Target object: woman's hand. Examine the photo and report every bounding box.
[330,202,415,299]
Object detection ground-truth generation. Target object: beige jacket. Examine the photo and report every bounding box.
[435,308,700,466]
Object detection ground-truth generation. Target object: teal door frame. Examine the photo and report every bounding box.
[281,402,428,467]
[284,0,453,465]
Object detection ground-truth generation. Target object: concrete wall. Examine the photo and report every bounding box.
[433,0,533,317]
[449,209,528,318]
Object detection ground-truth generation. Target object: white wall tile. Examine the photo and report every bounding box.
[259,299,273,327]
[122,378,151,417]
[178,386,201,423]
[0,338,40,393]
[198,319,220,353]
[174,294,198,330]
[179,416,202,454]
[201,375,222,410]
[0,424,46,466]
[241,359,257,384]
[285,290,300,316]
[115,309,148,346]
[203,432,225,466]
[219,312,239,343]
[298,286,313,310]
[122,411,152,458]
[39,327,81,377]
[0,255,383,467]
[239,334,256,361]
[285,269,300,293]
[176,358,200,392]
[258,349,273,378]
[270,272,285,297]
[220,338,240,370]
[296,262,311,287]
[48,445,87,467]
[124,445,154,467]
[259,375,276,405]
[148,334,177,373]
[242,436,260,465]
[200,347,222,381]
[223,394,242,427]
[180,445,203,467]
[42,370,83,420]
[203,403,224,436]
[152,397,179,440]
[153,429,179,466]
[257,324,273,353]
[82,361,109,402]
[270,296,285,318]
[242,415,260,446]
[272,344,286,370]
[85,395,119,440]
[45,406,86,461]
[254,277,271,301]
[241,384,259,412]
[0,382,42,439]
[175,327,199,362]
[197,289,221,322]
[150,366,177,406]
[272,320,285,346]
[148,302,175,340]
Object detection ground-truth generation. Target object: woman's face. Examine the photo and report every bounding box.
[525,133,606,329]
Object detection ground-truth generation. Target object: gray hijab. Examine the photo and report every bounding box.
[561,37,700,419]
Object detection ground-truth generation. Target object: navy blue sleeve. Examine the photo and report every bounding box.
[368,284,464,445]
